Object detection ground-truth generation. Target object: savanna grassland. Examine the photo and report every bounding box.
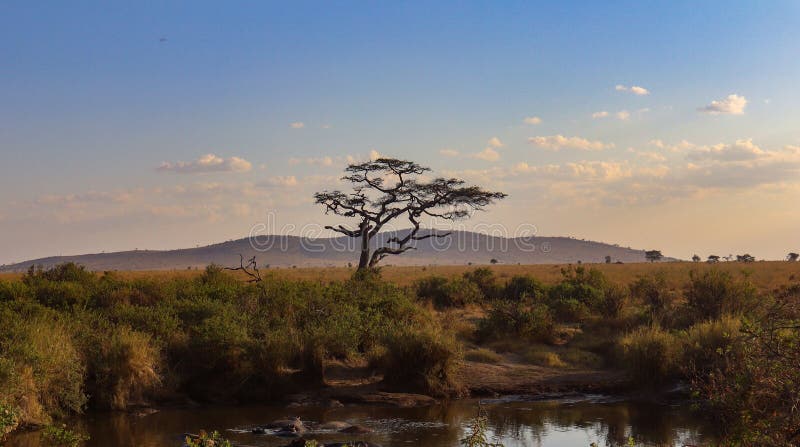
[1,261,800,445]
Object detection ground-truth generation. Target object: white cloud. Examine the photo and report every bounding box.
[157,154,252,174]
[290,122,305,129]
[616,85,650,95]
[289,156,334,166]
[649,139,696,153]
[472,147,500,161]
[523,116,542,125]
[260,176,298,187]
[565,161,633,181]
[488,137,504,148]
[636,151,667,162]
[369,149,381,160]
[698,94,748,115]
[321,124,333,129]
[439,149,460,157]
[592,111,609,119]
[528,135,614,151]
[687,139,766,162]
[616,110,631,121]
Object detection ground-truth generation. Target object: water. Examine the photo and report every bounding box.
[6,395,718,447]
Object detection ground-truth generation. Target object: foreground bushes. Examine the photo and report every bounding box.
[380,325,462,396]
[690,288,800,446]
[618,325,679,385]
[0,263,457,428]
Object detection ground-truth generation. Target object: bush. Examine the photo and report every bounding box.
[25,263,95,286]
[598,282,627,318]
[546,266,608,321]
[618,325,680,385]
[84,326,161,410]
[630,272,673,316]
[462,268,501,300]
[0,280,29,302]
[503,275,546,301]
[32,281,89,310]
[685,270,757,321]
[690,292,800,444]
[0,404,19,440]
[477,300,555,343]
[0,311,87,424]
[415,276,483,307]
[185,430,233,447]
[380,325,462,396]
[41,424,89,447]
[682,315,741,376]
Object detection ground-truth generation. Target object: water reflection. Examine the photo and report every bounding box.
[5,396,718,447]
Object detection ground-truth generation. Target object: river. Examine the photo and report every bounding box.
[5,395,718,447]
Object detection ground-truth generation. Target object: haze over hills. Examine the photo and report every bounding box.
[0,230,660,272]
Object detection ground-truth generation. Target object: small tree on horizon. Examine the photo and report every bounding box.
[707,255,721,263]
[787,252,799,262]
[692,254,701,262]
[645,250,663,263]
[314,158,506,270]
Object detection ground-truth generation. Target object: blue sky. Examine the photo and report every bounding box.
[2,1,800,263]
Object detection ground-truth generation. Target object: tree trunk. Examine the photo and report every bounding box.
[357,221,371,270]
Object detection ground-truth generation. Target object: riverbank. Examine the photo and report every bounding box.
[2,262,799,444]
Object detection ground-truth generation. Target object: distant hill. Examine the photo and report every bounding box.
[0,230,657,272]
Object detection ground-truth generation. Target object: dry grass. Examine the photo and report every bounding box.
[3,261,796,289]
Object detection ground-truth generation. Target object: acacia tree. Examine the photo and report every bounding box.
[314,158,506,270]
[645,250,663,263]
[787,252,799,262]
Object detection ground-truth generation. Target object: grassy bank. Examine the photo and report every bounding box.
[1,261,799,445]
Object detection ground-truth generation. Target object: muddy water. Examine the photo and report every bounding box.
[6,395,718,447]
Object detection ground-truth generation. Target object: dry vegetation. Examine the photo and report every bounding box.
[2,260,799,445]
[2,260,797,288]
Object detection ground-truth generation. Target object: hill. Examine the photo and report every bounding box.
[0,230,656,272]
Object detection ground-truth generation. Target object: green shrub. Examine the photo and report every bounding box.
[503,275,546,301]
[32,281,89,310]
[185,430,233,447]
[686,270,757,321]
[477,300,555,343]
[0,404,19,440]
[682,315,741,376]
[630,272,673,315]
[25,263,95,286]
[546,266,607,321]
[415,276,483,307]
[462,268,501,300]
[0,280,29,302]
[598,282,628,318]
[0,311,87,424]
[41,424,89,447]
[85,326,161,410]
[380,325,462,396]
[618,325,680,385]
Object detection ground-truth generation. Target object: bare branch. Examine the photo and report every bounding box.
[225,254,263,283]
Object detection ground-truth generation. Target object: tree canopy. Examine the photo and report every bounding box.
[314,158,506,269]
